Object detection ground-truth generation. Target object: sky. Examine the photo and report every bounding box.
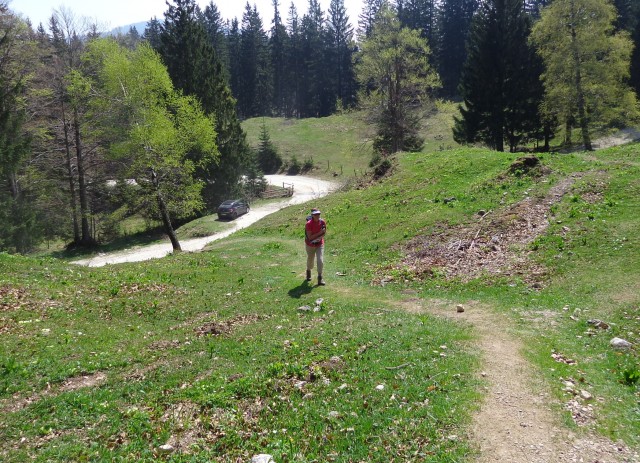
[9,0,364,32]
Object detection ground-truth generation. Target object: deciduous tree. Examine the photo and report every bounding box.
[85,39,219,251]
[530,0,638,150]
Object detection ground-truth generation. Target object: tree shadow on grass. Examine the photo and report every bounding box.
[288,280,313,299]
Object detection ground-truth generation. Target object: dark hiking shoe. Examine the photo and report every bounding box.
[318,275,326,286]
[306,270,312,281]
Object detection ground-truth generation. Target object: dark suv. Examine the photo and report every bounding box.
[217,199,250,220]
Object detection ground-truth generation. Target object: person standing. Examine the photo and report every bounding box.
[305,208,326,285]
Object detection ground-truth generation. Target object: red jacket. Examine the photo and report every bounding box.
[305,218,326,247]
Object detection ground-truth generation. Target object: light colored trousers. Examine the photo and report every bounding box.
[305,244,324,276]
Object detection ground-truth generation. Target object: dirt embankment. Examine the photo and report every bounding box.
[387,156,587,286]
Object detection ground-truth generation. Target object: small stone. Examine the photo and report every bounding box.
[456,304,464,313]
[297,305,312,312]
[580,390,592,401]
[375,384,385,390]
[157,444,175,454]
[315,298,324,306]
[587,319,609,329]
[251,455,275,463]
[610,337,632,349]
[328,411,340,418]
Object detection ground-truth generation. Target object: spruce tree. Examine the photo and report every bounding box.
[257,121,283,173]
[397,0,437,44]
[143,17,162,50]
[0,5,36,252]
[357,0,385,40]
[326,0,357,109]
[270,0,289,115]
[285,4,302,117]
[436,0,478,97]
[453,0,543,152]
[158,0,253,208]
[238,3,272,118]
[355,4,440,154]
[227,19,242,99]
[300,0,327,117]
[201,2,230,79]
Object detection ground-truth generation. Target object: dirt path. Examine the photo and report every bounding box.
[72,175,337,267]
[402,298,638,463]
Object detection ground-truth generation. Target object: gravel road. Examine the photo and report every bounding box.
[72,175,337,267]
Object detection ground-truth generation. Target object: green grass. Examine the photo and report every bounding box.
[242,112,375,179]
[2,109,639,461]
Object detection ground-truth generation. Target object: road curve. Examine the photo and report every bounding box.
[72,175,338,267]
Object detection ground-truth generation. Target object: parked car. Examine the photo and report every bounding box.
[217,199,250,220]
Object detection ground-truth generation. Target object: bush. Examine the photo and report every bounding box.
[302,157,314,172]
[287,156,301,175]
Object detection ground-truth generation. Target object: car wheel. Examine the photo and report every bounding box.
[232,212,238,220]
[246,206,250,213]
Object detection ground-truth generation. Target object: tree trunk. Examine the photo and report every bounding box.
[62,102,80,243]
[73,108,94,245]
[8,171,19,199]
[569,0,592,151]
[151,168,182,252]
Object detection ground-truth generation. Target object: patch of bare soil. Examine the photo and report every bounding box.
[396,161,584,286]
[0,285,61,334]
[0,371,107,414]
[194,314,269,337]
[400,299,639,463]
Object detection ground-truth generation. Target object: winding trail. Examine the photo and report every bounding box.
[401,299,639,463]
[72,175,337,267]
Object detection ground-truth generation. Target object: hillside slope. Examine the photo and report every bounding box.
[1,137,639,461]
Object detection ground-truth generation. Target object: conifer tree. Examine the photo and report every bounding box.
[285,4,302,117]
[300,0,327,117]
[453,0,543,152]
[158,0,253,208]
[326,0,357,109]
[358,0,385,40]
[256,121,283,174]
[355,4,440,154]
[436,0,478,97]
[270,0,289,115]
[143,17,162,50]
[397,0,437,44]
[238,3,272,118]
[227,19,242,98]
[201,2,230,78]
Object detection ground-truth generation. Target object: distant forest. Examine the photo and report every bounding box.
[1,0,639,253]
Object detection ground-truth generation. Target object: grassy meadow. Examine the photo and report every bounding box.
[1,108,639,462]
